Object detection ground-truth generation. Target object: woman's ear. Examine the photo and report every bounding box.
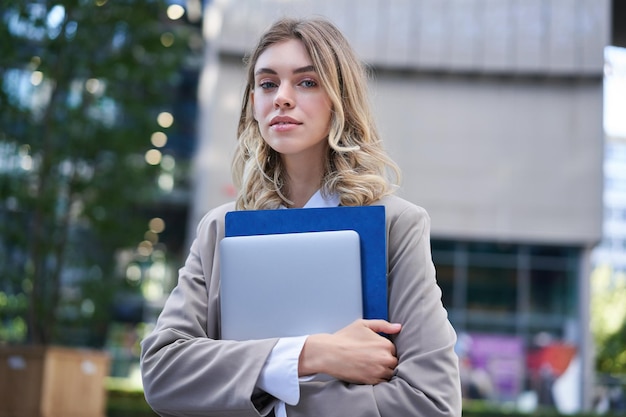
[250,90,257,121]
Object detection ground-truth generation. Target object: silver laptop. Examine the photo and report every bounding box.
[219,230,363,341]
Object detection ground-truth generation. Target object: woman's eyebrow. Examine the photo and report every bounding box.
[293,65,315,74]
[254,65,316,76]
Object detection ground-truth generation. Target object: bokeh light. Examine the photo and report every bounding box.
[166,4,185,20]
[126,264,142,283]
[148,217,165,233]
[85,78,103,95]
[137,240,153,257]
[160,32,175,47]
[145,149,162,165]
[29,56,41,69]
[144,230,159,244]
[161,154,175,171]
[151,131,167,147]
[158,172,174,192]
[156,111,174,128]
[30,71,43,86]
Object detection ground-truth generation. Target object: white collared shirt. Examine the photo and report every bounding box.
[256,190,340,417]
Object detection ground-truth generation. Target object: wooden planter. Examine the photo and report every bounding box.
[0,346,110,417]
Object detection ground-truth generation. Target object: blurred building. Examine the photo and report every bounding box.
[588,43,626,414]
[178,0,625,412]
[592,46,626,274]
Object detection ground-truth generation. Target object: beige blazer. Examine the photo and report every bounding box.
[140,194,462,417]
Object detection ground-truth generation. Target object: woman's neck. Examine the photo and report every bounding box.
[286,186,319,208]
[283,155,324,208]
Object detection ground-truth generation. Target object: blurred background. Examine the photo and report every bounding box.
[1,0,625,416]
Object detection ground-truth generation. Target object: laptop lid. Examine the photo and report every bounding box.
[224,205,387,321]
[219,230,363,341]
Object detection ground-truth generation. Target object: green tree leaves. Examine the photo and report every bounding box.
[0,0,189,346]
[591,265,626,374]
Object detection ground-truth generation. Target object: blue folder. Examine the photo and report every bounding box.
[224,206,388,321]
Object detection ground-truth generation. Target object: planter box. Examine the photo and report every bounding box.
[0,346,110,417]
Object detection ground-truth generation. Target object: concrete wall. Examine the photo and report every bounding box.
[372,72,604,244]
[194,61,603,245]
[217,0,610,75]
[192,0,608,246]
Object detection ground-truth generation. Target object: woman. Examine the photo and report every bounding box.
[141,17,461,417]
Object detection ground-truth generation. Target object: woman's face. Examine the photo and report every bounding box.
[251,39,332,162]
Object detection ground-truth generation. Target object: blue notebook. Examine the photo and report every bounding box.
[224,205,387,320]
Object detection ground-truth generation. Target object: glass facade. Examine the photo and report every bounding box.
[432,239,581,405]
[433,240,580,339]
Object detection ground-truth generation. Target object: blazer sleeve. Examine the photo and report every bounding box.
[140,206,279,417]
[286,199,462,417]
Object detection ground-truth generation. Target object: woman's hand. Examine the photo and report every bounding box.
[298,319,402,385]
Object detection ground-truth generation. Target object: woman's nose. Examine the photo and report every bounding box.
[274,85,294,109]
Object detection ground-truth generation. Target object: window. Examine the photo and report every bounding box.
[431,239,581,334]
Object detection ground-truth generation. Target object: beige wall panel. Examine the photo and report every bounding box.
[405,0,425,68]
[416,0,450,69]
[315,0,351,29]
[547,0,578,73]
[315,0,354,44]
[195,1,606,244]
[191,58,244,229]
[512,0,548,72]
[449,0,480,70]
[351,0,383,64]
[196,58,603,245]
[214,0,608,75]
[480,0,515,71]
[580,0,611,74]
[216,5,247,53]
[382,0,413,67]
[371,74,603,244]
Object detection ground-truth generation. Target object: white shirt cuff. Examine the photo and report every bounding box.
[257,335,308,405]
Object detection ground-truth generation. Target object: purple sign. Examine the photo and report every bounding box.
[458,333,525,402]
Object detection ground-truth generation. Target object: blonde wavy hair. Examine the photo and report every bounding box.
[232,17,401,210]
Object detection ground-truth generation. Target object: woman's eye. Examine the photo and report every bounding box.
[259,81,277,89]
[300,79,317,88]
